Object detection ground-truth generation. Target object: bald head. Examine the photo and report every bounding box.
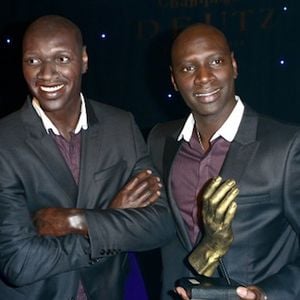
[171,23,231,66]
[23,15,83,50]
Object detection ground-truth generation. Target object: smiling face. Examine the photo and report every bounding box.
[22,16,88,117]
[170,24,238,125]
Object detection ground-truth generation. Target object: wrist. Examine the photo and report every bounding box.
[203,235,231,259]
[67,209,88,235]
[188,242,220,276]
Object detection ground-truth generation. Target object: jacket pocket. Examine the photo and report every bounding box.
[237,193,270,205]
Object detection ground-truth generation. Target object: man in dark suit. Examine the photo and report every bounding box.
[148,23,300,299]
[0,15,174,300]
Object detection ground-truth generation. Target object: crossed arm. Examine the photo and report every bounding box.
[32,173,267,300]
[33,169,162,237]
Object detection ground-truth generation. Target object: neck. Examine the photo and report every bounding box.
[47,110,80,141]
[193,101,236,144]
[195,126,210,152]
[47,99,82,138]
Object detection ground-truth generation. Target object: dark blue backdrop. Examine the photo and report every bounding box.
[0,0,299,130]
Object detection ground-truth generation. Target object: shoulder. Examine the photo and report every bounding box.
[85,98,136,128]
[149,118,186,140]
[243,105,300,139]
[87,99,131,119]
[0,110,31,156]
[0,109,24,137]
[85,99,143,140]
[242,108,300,157]
[256,113,300,141]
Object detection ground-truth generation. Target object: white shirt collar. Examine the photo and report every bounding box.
[32,93,88,135]
[177,95,244,142]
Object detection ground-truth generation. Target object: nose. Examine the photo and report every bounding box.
[37,61,57,80]
[194,66,214,85]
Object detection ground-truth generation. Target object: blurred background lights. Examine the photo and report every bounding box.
[100,33,107,39]
[167,93,173,99]
[4,36,12,45]
[280,59,285,65]
[283,6,288,11]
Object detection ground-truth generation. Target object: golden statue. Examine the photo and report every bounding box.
[188,176,239,276]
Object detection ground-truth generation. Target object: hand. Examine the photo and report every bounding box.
[201,176,239,254]
[109,169,162,209]
[237,286,267,300]
[188,176,239,275]
[175,287,189,300]
[33,208,88,237]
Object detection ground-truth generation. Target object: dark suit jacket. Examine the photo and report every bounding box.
[0,97,174,300]
[148,106,300,300]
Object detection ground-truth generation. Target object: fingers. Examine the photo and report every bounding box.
[129,171,162,205]
[202,176,223,199]
[175,287,190,300]
[204,178,237,207]
[240,286,267,300]
[201,177,239,246]
[223,199,238,226]
[203,177,239,223]
[123,169,153,191]
[111,170,163,209]
[216,185,238,214]
[131,174,161,197]
[136,187,161,206]
[236,287,253,299]
[215,186,239,224]
[236,286,266,300]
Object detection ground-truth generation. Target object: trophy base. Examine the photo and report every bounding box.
[176,275,240,300]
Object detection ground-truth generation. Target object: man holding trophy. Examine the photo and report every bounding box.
[148,23,300,299]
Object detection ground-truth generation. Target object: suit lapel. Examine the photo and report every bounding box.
[220,106,259,183]
[163,136,180,184]
[76,100,104,208]
[77,127,103,208]
[22,100,78,206]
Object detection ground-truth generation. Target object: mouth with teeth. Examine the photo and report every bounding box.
[194,88,220,97]
[40,84,64,93]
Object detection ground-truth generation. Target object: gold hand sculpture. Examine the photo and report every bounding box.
[188,176,239,276]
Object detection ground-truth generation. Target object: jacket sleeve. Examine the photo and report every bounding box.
[0,152,92,286]
[85,115,175,260]
[257,132,300,299]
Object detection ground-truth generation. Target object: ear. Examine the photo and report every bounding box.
[82,46,88,74]
[169,66,178,91]
[231,52,238,79]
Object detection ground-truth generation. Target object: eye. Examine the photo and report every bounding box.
[211,58,224,66]
[56,55,70,64]
[182,65,196,72]
[24,57,41,66]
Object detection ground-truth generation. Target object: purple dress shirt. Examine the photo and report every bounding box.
[52,132,87,300]
[171,128,230,244]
